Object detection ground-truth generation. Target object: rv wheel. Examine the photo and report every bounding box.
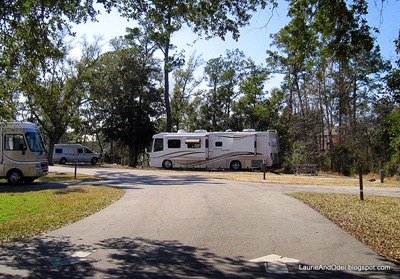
[91,157,98,165]
[60,158,67,164]
[163,160,173,169]
[7,170,23,185]
[230,161,241,171]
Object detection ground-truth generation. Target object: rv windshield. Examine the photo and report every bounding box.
[26,131,45,152]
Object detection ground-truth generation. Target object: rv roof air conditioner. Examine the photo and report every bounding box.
[243,129,256,132]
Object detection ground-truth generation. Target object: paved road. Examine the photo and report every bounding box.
[0,166,398,278]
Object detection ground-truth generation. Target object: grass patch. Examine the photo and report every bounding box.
[0,172,124,243]
[289,193,400,265]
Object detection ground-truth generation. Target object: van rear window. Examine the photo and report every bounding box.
[55,148,62,153]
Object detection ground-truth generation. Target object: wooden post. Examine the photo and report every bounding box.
[358,163,364,201]
[74,160,77,179]
[262,161,266,180]
[380,169,385,183]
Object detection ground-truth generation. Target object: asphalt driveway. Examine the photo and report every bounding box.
[0,166,398,278]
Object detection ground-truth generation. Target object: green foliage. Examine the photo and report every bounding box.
[284,140,308,169]
[0,1,98,119]
[2,0,398,176]
[383,107,400,176]
[267,0,390,174]
[89,33,162,167]
[112,0,274,131]
[171,52,204,131]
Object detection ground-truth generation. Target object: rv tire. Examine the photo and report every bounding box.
[91,157,98,165]
[60,158,67,164]
[230,160,242,171]
[7,170,23,185]
[163,160,173,169]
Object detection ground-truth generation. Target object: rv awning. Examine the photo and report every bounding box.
[185,138,201,144]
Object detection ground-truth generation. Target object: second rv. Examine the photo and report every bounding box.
[148,129,279,170]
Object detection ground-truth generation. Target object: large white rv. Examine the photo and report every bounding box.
[0,122,48,184]
[53,144,99,165]
[148,129,279,170]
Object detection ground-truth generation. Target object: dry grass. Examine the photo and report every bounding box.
[289,193,400,265]
[177,170,400,188]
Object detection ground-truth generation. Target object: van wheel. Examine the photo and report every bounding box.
[230,161,241,171]
[91,157,98,165]
[7,170,23,185]
[60,158,67,164]
[163,160,173,169]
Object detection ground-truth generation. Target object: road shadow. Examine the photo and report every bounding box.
[1,236,397,278]
[0,183,67,193]
[76,171,225,188]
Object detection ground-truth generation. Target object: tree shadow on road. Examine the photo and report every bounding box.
[89,171,225,188]
[1,236,397,278]
[0,236,264,278]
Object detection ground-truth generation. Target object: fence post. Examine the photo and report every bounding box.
[74,160,78,179]
[380,169,385,183]
[262,160,266,180]
[358,163,364,201]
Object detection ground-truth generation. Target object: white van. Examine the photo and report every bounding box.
[53,144,99,164]
[0,122,48,184]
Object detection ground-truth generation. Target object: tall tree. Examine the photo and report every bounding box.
[90,33,162,167]
[21,47,86,165]
[171,52,203,131]
[386,30,400,104]
[234,59,270,129]
[111,0,272,131]
[0,1,97,119]
[267,0,387,173]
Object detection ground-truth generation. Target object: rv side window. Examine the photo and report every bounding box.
[4,134,26,151]
[185,138,201,149]
[85,148,93,154]
[78,148,83,154]
[215,141,223,147]
[168,139,181,149]
[55,148,62,153]
[187,142,201,148]
[153,138,164,152]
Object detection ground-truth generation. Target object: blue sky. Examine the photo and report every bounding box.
[71,1,399,89]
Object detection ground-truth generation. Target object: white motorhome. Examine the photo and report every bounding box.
[53,144,99,164]
[0,122,48,184]
[148,129,279,170]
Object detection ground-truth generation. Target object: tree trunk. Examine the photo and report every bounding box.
[128,146,137,167]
